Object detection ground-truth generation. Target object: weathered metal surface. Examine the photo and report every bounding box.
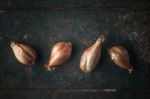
[0,0,150,98]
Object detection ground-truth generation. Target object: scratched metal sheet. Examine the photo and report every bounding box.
[0,0,150,99]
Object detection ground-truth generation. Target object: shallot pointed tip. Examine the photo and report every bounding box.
[68,42,72,46]
[95,35,105,45]
[44,64,55,71]
[10,41,16,48]
[128,68,133,74]
[98,35,105,43]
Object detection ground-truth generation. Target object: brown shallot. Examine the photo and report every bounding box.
[80,35,105,73]
[45,41,72,71]
[108,45,133,73]
[10,41,37,65]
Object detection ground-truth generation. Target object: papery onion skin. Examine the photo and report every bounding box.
[10,41,37,65]
[108,45,133,73]
[45,42,72,71]
[80,35,105,73]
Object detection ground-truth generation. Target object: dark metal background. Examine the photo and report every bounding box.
[0,0,150,98]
